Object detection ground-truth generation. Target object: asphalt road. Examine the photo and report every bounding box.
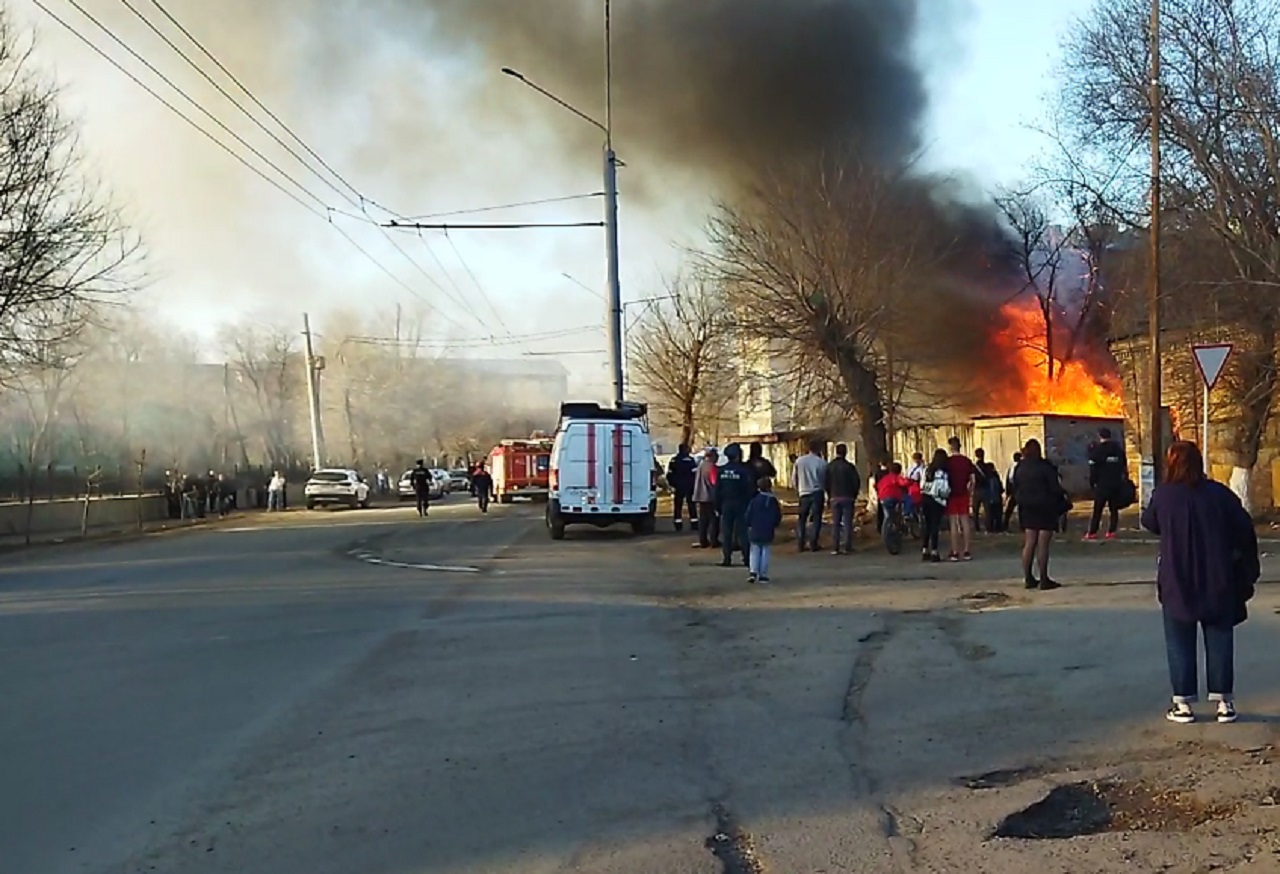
[4,501,1280,873]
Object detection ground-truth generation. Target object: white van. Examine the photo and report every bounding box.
[547,401,658,539]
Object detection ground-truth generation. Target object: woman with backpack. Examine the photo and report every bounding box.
[920,449,951,562]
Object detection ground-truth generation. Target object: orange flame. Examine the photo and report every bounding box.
[986,301,1124,418]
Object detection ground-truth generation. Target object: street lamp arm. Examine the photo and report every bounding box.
[501,67,608,135]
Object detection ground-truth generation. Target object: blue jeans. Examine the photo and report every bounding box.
[749,542,772,578]
[831,498,854,552]
[1163,609,1234,702]
[268,490,283,511]
[798,492,824,549]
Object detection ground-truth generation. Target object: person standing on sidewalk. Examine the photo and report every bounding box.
[825,443,861,554]
[944,437,977,561]
[470,463,494,513]
[715,444,753,568]
[793,439,828,552]
[1012,439,1067,590]
[267,470,286,512]
[1085,427,1127,540]
[920,449,950,562]
[1003,451,1022,531]
[666,443,699,533]
[745,477,783,583]
[1142,441,1258,725]
[692,448,720,549]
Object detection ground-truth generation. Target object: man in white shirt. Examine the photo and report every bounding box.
[267,470,286,512]
[793,439,829,552]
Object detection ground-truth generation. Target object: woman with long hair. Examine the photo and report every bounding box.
[1142,442,1258,724]
[1011,439,1066,590]
[919,448,950,562]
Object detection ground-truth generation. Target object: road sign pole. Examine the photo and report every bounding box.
[1203,379,1209,452]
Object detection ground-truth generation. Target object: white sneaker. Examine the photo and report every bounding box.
[1166,702,1195,724]
[1217,701,1238,723]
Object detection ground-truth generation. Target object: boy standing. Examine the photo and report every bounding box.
[745,477,783,584]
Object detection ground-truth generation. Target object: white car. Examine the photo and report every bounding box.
[431,469,452,496]
[398,468,445,501]
[304,468,371,510]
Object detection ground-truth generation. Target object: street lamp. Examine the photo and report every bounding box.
[502,1,624,407]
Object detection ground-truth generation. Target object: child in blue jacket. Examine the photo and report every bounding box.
[744,477,783,583]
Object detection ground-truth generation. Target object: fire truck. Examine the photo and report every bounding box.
[489,438,555,503]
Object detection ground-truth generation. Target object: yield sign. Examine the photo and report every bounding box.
[1192,343,1233,389]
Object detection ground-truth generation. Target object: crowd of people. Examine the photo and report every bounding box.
[667,431,1261,724]
[663,427,1142,590]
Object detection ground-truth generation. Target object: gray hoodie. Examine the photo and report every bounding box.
[692,456,717,503]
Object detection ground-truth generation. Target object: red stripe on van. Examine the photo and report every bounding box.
[586,424,596,491]
[612,425,624,505]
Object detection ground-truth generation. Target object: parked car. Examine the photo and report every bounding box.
[431,469,452,496]
[304,469,371,510]
[398,468,445,501]
[448,469,472,492]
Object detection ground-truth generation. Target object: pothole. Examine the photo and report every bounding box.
[705,804,766,873]
[992,780,1240,839]
[958,591,1012,611]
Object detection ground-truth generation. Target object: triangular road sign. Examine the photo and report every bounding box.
[1192,343,1232,389]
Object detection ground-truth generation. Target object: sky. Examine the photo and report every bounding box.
[8,0,1095,399]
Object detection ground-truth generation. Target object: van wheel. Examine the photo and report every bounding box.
[547,502,566,540]
[305,500,315,511]
[632,513,656,536]
[499,495,512,504]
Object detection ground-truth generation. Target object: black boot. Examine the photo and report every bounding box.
[1024,571,1038,590]
[674,521,683,532]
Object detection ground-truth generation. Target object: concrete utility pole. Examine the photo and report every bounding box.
[602,0,624,407]
[302,313,325,470]
[1147,0,1163,490]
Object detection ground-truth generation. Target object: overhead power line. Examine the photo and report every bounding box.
[116,0,362,212]
[36,0,497,336]
[141,0,391,214]
[58,0,333,211]
[399,192,605,222]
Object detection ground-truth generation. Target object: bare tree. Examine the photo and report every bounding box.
[219,322,303,469]
[0,13,141,377]
[627,275,737,446]
[703,150,992,461]
[1060,0,1280,506]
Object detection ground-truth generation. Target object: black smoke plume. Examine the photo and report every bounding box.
[404,0,937,189]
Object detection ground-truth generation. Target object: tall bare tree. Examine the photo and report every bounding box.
[1061,0,1280,506]
[0,13,140,377]
[627,276,737,446]
[219,322,303,469]
[703,150,993,461]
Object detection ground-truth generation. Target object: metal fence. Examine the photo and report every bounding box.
[0,463,314,504]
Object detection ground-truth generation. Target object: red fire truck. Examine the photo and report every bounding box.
[489,438,555,503]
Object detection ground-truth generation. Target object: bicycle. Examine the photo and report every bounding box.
[882,500,905,555]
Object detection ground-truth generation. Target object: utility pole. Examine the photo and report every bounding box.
[1147,0,1163,493]
[302,313,325,470]
[603,0,624,408]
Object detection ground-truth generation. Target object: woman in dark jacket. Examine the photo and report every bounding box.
[1142,441,1258,724]
[1012,439,1066,591]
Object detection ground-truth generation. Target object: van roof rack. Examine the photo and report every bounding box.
[559,401,648,421]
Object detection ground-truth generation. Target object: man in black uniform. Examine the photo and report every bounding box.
[409,459,432,518]
[666,443,699,532]
[715,443,754,568]
[470,463,494,513]
[1085,427,1126,539]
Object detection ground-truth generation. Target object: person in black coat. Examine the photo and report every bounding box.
[1086,427,1128,539]
[1142,441,1258,725]
[666,443,699,533]
[1012,439,1067,591]
[715,443,754,569]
